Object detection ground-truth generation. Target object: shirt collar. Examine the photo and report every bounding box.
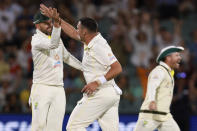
[84,32,101,50]
[159,61,172,71]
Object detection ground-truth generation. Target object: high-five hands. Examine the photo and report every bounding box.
[40,4,61,27]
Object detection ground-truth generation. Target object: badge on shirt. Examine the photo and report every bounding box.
[53,61,61,68]
[34,102,38,110]
[143,120,148,127]
[55,54,60,60]
[53,54,61,68]
[108,53,115,61]
[152,75,159,80]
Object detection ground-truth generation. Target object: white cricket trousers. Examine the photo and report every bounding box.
[134,116,180,131]
[30,84,66,131]
[66,85,120,131]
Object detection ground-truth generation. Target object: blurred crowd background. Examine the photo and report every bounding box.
[0,0,197,130]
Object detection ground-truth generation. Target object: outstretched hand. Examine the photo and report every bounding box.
[40,4,51,18]
[40,4,61,26]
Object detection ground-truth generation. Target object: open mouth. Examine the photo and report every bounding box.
[176,61,181,66]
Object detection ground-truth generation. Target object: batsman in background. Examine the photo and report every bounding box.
[40,4,122,131]
[30,8,83,131]
[134,46,184,131]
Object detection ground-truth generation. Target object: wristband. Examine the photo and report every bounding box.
[52,18,61,25]
[97,76,107,85]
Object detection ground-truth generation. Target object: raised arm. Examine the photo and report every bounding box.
[60,20,81,41]
[40,4,81,41]
[33,26,61,50]
[33,8,61,50]
[153,18,160,36]
[172,19,182,38]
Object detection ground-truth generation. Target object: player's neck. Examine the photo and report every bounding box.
[85,32,98,45]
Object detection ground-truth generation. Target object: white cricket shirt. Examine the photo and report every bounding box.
[140,61,175,121]
[82,33,122,94]
[31,26,82,86]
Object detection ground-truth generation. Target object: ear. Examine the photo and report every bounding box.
[167,55,172,61]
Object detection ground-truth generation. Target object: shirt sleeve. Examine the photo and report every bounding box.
[62,44,83,71]
[147,67,165,102]
[32,26,61,50]
[92,42,117,66]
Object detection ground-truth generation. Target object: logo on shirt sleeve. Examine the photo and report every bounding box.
[152,75,159,80]
[108,53,116,61]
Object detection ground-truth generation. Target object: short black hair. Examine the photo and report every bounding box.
[79,17,98,33]
[161,54,172,62]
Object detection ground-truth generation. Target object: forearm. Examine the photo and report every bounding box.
[64,53,83,71]
[61,19,80,41]
[49,26,61,49]
[33,26,61,50]
[153,19,160,35]
[147,82,159,102]
[104,61,122,81]
[95,61,122,86]
[147,69,165,102]
[148,86,157,102]
[173,20,182,36]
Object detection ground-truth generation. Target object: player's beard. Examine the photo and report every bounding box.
[47,27,52,35]
[40,26,52,35]
[80,33,86,43]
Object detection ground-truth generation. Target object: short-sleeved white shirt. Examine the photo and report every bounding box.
[82,33,122,94]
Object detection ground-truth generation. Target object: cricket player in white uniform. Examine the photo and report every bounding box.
[30,9,83,131]
[134,46,184,131]
[40,4,123,131]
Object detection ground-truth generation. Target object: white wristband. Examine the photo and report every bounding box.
[98,76,107,85]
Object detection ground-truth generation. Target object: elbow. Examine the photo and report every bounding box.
[49,45,59,49]
[115,62,122,75]
[111,61,122,76]
[49,40,60,49]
